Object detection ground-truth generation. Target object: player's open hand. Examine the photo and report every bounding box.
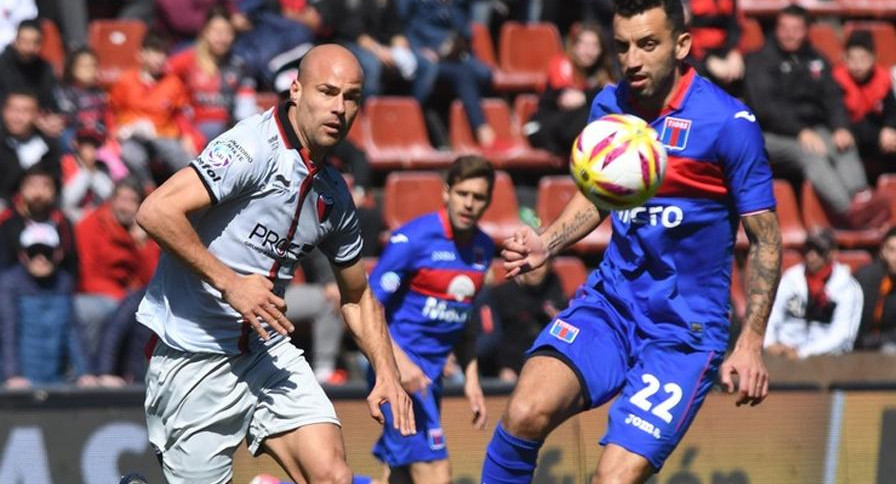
[221,273,293,340]
[502,225,548,278]
[368,375,417,436]
[719,343,769,407]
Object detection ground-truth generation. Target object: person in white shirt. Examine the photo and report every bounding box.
[764,229,863,359]
[135,44,414,484]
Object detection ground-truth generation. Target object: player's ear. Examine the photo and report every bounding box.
[289,77,302,104]
[674,30,692,61]
[442,183,450,205]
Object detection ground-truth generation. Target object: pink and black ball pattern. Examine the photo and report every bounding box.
[570,113,668,210]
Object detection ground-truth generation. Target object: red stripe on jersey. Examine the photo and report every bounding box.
[410,267,485,303]
[144,333,159,360]
[656,156,728,199]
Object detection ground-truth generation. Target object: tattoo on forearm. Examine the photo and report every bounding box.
[742,212,782,337]
[546,205,600,254]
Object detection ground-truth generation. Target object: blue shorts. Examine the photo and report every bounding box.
[527,292,723,469]
[372,382,448,467]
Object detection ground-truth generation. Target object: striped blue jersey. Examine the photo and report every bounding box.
[585,66,776,351]
[369,211,494,380]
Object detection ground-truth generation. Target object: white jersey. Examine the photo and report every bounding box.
[137,103,362,354]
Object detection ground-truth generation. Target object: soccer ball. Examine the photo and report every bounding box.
[570,114,667,210]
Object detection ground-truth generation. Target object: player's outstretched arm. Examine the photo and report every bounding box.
[503,190,604,278]
[136,168,292,340]
[332,259,416,436]
[720,210,781,407]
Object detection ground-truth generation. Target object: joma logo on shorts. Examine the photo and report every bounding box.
[624,413,662,439]
[617,205,683,228]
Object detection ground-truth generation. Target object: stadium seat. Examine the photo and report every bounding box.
[839,0,896,22]
[782,248,803,270]
[535,176,612,254]
[800,180,884,249]
[875,173,896,225]
[449,99,560,170]
[836,249,873,273]
[740,0,842,17]
[498,21,564,92]
[40,19,65,77]
[479,170,521,242]
[382,171,444,230]
[552,256,588,298]
[843,21,896,67]
[88,19,147,85]
[471,22,498,68]
[513,93,540,128]
[739,16,765,54]
[363,97,454,170]
[808,22,843,63]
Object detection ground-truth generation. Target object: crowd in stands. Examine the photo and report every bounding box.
[1,0,896,389]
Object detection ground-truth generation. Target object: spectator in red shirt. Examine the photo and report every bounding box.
[686,0,745,95]
[526,22,617,156]
[110,33,198,188]
[832,30,896,174]
[73,178,159,353]
[168,6,258,141]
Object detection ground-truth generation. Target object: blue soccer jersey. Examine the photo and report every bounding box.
[369,210,493,466]
[585,66,776,352]
[524,66,776,470]
[369,210,494,380]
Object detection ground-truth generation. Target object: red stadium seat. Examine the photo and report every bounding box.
[800,181,884,249]
[363,97,454,170]
[839,0,896,21]
[513,93,540,128]
[498,22,564,92]
[875,173,896,225]
[552,256,588,298]
[479,171,521,242]
[535,176,612,254]
[782,248,803,270]
[739,16,765,54]
[471,22,498,68]
[88,19,147,85]
[449,99,560,170]
[808,22,843,63]
[836,250,873,273]
[740,0,841,17]
[382,171,444,230]
[40,19,65,77]
[844,21,896,67]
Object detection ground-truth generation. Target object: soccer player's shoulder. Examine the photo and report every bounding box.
[590,83,625,118]
[694,76,757,126]
[201,113,269,165]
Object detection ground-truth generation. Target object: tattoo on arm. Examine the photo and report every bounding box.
[545,204,602,255]
[742,211,782,337]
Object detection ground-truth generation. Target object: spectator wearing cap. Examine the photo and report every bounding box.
[853,227,896,353]
[0,164,78,277]
[60,127,116,223]
[0,89,62,206]
[832,30,896,177]
[0,19,65,138]
[764,229,863,359]
[0,222,95,388]
[74,178,159,354]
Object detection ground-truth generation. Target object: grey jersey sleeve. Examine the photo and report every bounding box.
[191,126,269,204]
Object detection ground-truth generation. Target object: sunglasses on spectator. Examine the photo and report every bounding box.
[24,244,55,260]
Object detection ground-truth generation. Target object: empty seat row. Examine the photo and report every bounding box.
[740,0,896,18]
[353,96,562,171]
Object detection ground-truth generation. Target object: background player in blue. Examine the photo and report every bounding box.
[369,155,496,484]
[479,0,783,483]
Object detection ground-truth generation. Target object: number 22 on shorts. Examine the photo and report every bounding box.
[629,373,683,424]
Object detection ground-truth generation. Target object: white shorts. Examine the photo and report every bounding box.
[144,337,340,484]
